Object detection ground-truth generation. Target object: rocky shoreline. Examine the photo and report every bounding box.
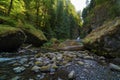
[0,49,120,80]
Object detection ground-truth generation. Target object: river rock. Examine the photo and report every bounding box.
[84,56,93,60]
[37,73,45,79]
[35,53,42,58]
[28,61,34,66]
[29,79,34,80]
[109,63,120,71]
[40,64,51,72]
[13,66,25,73]
[68,70,75,79]
[51,63,58,69]
[35,61,43,66]
[31,65,40,72]
[19,58,28,64]
[77,61,84,65]
[58,77,63,80]
[0,26,26,52]
[11,76,20,80]
[12,62,21,66]
[24,64,29,67]
[83,18,120,57]
[56,54,63,60]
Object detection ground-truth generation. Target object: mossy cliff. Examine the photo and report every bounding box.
[82,0,120,37]
[83,18,120,57]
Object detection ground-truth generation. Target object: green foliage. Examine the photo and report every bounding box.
[0,16,17,27]
[109,3,120,18]
[82,0,120,37]
[94,0,109,5]
[0,0,82,40]
[0,24,19,36]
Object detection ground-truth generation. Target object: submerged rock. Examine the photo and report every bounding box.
[83,18,120,57]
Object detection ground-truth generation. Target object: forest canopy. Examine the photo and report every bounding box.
[0,0,82,39]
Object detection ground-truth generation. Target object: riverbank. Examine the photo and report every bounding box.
[0,49,120,80]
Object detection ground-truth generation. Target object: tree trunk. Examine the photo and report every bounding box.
[36,0,40,28]
[8,0,13,16]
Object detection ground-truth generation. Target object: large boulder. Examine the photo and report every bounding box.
[83,18,120,57]
[19,24,47,47]
[0,25,26,52]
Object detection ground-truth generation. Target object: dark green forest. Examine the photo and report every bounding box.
[0,0,81,39]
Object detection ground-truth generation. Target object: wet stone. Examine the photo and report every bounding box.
[40,64,51,72]
[13,66,26,73]
[19,58,28,64]
[109,63,120,71]
[31,65,40,72]
[0,51,120,80]
[77,61,84,65]
[68,70,75,79]
[84,56,94,60]
[11,76,20,80]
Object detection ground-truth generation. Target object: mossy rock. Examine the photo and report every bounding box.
[83,18,120,57]
[0,25,26,52]
[19,24,47,47]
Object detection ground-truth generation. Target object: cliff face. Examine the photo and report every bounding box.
[83,18,120,57]
[81,0,120,37]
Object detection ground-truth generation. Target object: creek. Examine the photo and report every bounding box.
[0,50,120,80]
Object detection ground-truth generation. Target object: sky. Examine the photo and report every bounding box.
[70,0,87,12]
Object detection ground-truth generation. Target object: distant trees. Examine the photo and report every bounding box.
[0,0,82,39]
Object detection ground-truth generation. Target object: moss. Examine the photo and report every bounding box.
[0,25,20,36]
[83,18,120,44]
[16,22,47,46]
[0,16,17,27]
[23,24,47,41]
[17,22,47,41]
[83,18,120,57]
